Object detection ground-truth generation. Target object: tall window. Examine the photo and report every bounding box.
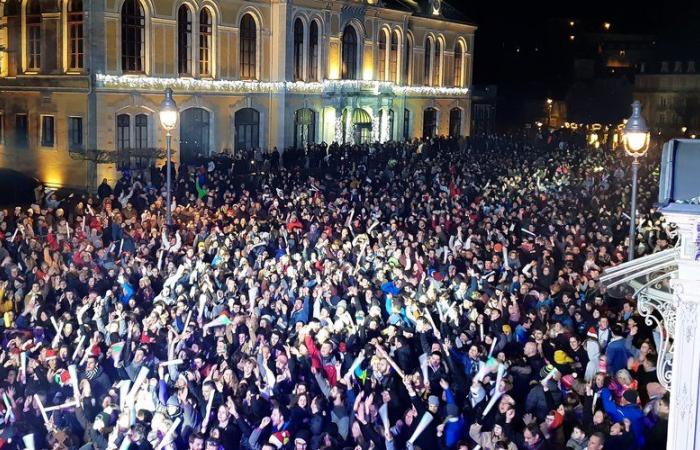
[26,0,41,71]
[433,39,442,86]
[308,21,319,81]
[69,117,83,149]
[453,41,464,87]
[403,36,412,85]
[121,0,145,72]
[403,108,410,140]
[41,116,55,147]
[240,14,257,80]
[235,108,260,151]
[378,30,387,81]
[389,31,399,83]
[293,19,304,81]
[117,114,130,149]
[135,114,148,148]
[294,109,316,149]
[424,37,433,86]
[177,5,192,75]
[341,25,358,80]
[449,108,462,137]
[423,108,437,138]
[180,108,210,164]
[199,8,212,76]
[68,0,84,70]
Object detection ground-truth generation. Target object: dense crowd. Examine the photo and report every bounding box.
[0,132,674,450]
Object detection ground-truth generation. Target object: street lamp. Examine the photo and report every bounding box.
[546,98,553,127]
[622,100,650,261]
[159,88,178,227]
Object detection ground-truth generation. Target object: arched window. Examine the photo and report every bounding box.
[378,29,387,81]
[308,21,319,82]
[403,35,412,85]
[341,25,358,80]
[433,39,442,86]
[423,107,437,138]
[453,41,464,87]
[449,108,462,137]
[199,8,212,76]
[121,0,145,73]
[26,0,41,71]
[424,36,433,86]
[67,0,84,70]
[235,108,260,151]
[135,114,148,148]
[293,18,304,81]
[117,114,131,150]
[240,14,257,80]
[389,31,399,83]
[294,109,316,149]
[177,5,192,75]
[180,108,210,164]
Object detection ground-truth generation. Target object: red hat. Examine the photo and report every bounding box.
[560,374,575,390]
[90,345,102,357]
[45,349,57,360]
[587,327,598,340]
[268,431,290,449]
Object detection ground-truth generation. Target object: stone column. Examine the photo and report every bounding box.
[664,211,700,450]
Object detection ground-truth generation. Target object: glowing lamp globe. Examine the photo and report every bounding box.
[622,101,649,157]
[159,88,178,131]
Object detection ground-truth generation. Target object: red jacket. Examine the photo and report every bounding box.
[304,334,337,386]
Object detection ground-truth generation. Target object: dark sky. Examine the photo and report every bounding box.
[456,1,700,86]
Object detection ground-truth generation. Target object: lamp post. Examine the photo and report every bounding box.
[159,88,178,227]
[546,98,553,127]
[622,100,650,261]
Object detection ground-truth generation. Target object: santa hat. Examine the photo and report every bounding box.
[268,431,290,449]
[587,327,597,340]
[45,349,57,360]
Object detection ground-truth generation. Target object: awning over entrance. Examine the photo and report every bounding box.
[343,108,372,125]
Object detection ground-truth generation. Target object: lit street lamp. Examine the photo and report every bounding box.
[159,88,178,227]
[546,98,553,127]
[622,100,650,261]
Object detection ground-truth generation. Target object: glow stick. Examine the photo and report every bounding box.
[68,365,80,404]
[22,433,35,450]
[126,367,149,404]
[378,403,390,435]
[154,417,181,450]
[20,351,27,382]
[50,317,60,333]
[181,311,193,336]
[479,323,484,341]
[3,393,14,422]
[158,359,184,367]
[119,380,131,410]
[33,394,49,423]
[481,390,503,418]
[9,228,18,243]
[202,392,214,431]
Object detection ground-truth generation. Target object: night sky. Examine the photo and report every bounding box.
[458,1,700,86]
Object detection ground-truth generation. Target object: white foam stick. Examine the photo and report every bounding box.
[66,223,71,240]
[423,308,438,331]
[43,400,79,412]
[82,216,86,232]
[118,239,124,256]
[198,293,208,319]
[158,359,183,367]
[155,417,181,450]
[72,335,86,361]
[479,323,484,341]
[481,390,503,418]
[126,366,150,404]
[9,228,18,243]
[51,321,64,348]
[33,394,49,423]
[202,392,214,431]
[407,412,434,444]
[488,337,498,358]
[378,403,390,435]
[157,250,164,271]
[20,351,27,382]
[50,317,61,333]
[68,365,80,404]
[343,351,365,379]
[181,310,193,336]
[119,436,133,450]
[419,353,429,385]
[22,433,35,450]
[119,380,131,410]
[203,315,232,330]
[3,393,14,422]
[521,228,537,237]
[541,367,559,386]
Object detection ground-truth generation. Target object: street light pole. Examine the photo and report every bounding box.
[159,88,178,228]
[166,130,172,227]
[622,100,650,261]
[628,157,639,261]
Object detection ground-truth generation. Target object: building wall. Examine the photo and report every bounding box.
[0,0,475,190]
[634,72,700,138]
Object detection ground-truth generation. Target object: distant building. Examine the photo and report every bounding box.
[470,84,496,134]
[634,61,700,137]
[0,0,475,190]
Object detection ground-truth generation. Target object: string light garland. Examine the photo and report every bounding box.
[95,74,469,97]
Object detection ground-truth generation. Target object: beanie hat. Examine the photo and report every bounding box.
[428,395,440,407]
[622,389,639,404]
[446,403,460,417]
[553,350,574,365]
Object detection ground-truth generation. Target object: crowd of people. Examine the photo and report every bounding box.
[0,131,674,450]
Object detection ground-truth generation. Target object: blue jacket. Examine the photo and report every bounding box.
[444,389,466,447]
[606,337,630,375]
[601,388,646,448]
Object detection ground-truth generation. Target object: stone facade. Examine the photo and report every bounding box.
[0,0,475,189]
